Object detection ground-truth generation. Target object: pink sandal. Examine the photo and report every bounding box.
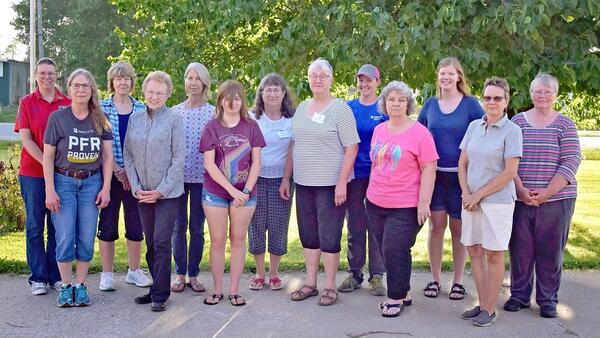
[249,276,265,290]
[269,276,283,290]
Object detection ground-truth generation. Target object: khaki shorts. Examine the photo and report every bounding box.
[461,202,515,251]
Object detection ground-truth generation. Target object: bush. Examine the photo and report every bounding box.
[582,148,600,161]
[0,144,25,233]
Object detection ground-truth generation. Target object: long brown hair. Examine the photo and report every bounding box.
[253,73,296,119]
[67,69,111,134]
[215,80,250,123]
[435,57,471,99]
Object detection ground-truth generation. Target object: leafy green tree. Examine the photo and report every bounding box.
[112,0,599,111]
[11,0,139,91]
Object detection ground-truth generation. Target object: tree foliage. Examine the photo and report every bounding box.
[11,0,138,89]
[112,0,599,111]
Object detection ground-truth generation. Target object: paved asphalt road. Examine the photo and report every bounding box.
[1,271,598,337]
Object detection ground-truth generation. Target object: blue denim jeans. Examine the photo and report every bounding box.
[51,173,102,262]
[18,176,61,285]
[172,183,205,277]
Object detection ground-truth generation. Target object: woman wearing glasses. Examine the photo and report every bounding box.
[417,57,484,300]
[42,69,113,307]
[248,73,296,291]
[124,71,185,312]
[458,77,522,327]
[288,58,359,306]
[505,74,581,318]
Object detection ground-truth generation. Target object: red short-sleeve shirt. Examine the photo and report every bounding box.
[14,88,71,177]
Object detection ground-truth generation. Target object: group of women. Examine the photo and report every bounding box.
[16,56,580,324]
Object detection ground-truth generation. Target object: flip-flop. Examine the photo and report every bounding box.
[269,277,283,291]
[379,298,412,309]
[249,276,265,290]
[290,285,319,301]
[381,302,406,318]
[170,280,186,293]
[203,294,223,305]
[187,280,206,293]
[228,294,246,306]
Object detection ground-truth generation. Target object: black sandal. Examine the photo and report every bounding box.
[203,294,223,305]
[449,283,466,300]
[424,281,440,298]
[228,294,246,306]
[381,302,406,318]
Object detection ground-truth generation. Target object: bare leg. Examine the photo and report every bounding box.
[126,239,142,271]
[228,205,255,297]
[58,262,73,284]
[322,252,340,290]
[74,261,90,284]
[482,250,505,314]
[268,253,282,278]
[448,217,467,284]
[204,205,229,295]
[253,253,266,279]
[467,245,486,307]
[99,240,115,272]
[303,248,321,287]
[426,210,447,295]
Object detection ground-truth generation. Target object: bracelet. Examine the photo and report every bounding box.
[242,187,251,194]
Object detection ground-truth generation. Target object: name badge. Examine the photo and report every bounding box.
[311,113,325,124]
[276,130,292,138]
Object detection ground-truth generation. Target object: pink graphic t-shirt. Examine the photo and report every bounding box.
[366,122,439,208]
[199,118,266,199]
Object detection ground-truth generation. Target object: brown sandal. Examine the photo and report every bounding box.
[290,284,318,301]
[170,279,185,293]
[187,279,206,293]
[318,288,338,306]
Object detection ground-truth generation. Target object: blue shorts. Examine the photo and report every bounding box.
[201,189,257,208]
[430,171,462,220]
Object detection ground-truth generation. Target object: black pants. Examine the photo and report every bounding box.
[138,198,179,303]
[366,199,422,300]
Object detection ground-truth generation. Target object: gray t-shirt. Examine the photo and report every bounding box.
[292,98,360,186]
[459,114,522,204]
[44,107,112,171]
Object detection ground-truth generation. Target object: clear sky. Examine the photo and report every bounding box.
[0,0,28,61]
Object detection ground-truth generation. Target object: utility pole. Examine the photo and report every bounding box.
[37,0,44,59]
[29,0,36,91]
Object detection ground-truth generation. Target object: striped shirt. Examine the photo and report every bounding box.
[292,98,360,186]
[102,96,146,167]
[511,112,581,202]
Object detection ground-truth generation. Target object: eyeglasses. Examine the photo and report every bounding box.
[70,83,92,90]
[145,91,167,98]
[37,72,56,78]
[482,96,504,102]
[532,90,555,96]
[308,74,331,81]
[263,88,282,94]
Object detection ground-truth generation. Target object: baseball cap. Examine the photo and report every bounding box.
[356,64,380,81]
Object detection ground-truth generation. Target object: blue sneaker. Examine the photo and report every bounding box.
[57,284,74,308]
[74,284,91,307]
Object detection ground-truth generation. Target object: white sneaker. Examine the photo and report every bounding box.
[52,281,63,292]
[99,272,116,291]
[31,282,48,295]
[125,269,152,287]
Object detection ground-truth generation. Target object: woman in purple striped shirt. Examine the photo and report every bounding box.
[505,73,581,319]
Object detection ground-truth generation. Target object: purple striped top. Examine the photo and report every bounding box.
[511,112,581,202]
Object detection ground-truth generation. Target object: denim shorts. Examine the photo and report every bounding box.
[430,171,463,220]
[201,189,257,208]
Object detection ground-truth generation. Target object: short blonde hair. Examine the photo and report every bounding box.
[107,60,137,93]
[184,62,212,100]
[530,73,559,94]
[378,81,416,116]
[142,71,173,97]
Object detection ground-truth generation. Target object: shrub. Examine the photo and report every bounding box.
[0,144,25,233]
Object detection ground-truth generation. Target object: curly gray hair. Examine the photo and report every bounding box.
[378,81,416,116]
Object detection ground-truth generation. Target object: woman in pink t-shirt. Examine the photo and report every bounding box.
[366,81,438,317]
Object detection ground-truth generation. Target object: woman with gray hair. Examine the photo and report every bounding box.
[124,71,185,312]
[98,60,151,292]
[366,81,438,317]
[287,58,359,306]
[505,74,581,318]
[170,62,215,294]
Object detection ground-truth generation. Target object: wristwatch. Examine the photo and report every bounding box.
[242,187,251,194]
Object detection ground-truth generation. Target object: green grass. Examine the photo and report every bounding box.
[0,105,18,123]
[1,161,599,274]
